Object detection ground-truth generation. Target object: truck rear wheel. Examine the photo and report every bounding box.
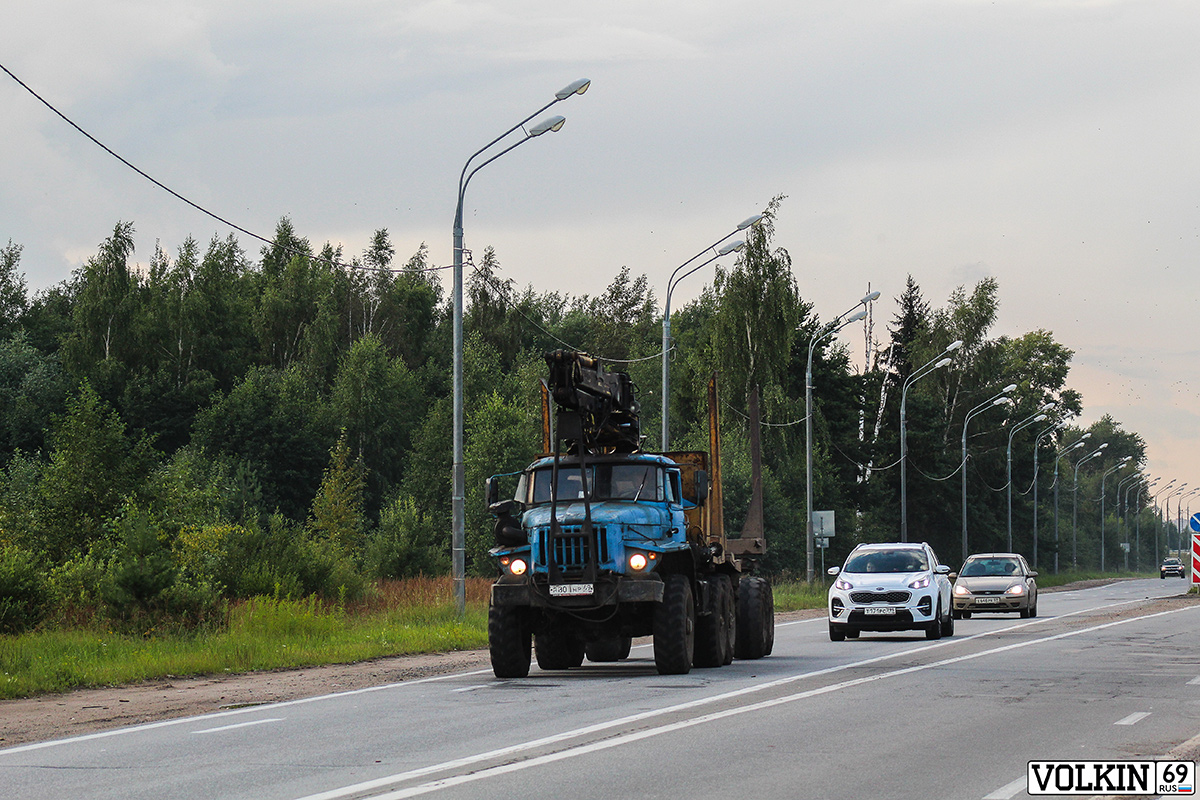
[653,574,695,675]
[535,630,585,670]
[694,575,733,668]
[488,603,531,678]
[585,636,632,662]
[735,576,773,660]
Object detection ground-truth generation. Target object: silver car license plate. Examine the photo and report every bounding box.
[975,596,1001,604]
[549,583,594,597]
[864,606,896,616]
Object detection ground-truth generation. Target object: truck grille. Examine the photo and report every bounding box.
[850,590,910,604]
[538,527,608,576]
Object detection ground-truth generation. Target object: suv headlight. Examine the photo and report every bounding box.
[908,575,931,590]
[833,577,854,591]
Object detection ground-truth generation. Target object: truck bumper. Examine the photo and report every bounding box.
[492,576,664,608]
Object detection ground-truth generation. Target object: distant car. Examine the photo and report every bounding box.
[952,553,1038,618]
[827,542,954,641]
[1161,557,1186,579]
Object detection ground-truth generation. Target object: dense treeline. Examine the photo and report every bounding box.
[0,202,1169,634]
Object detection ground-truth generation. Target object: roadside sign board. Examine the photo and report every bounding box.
[1193,535,1200,587]
[816,537,829,549]
[812,510,835,539]
[1191,513,1200,533]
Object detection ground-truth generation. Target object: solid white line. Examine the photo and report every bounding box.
[982,775,1027,800]
[451,685,489,693]
[0,668,495,756]
[192,718,283,735]
[293,602,1197,800]
[1115,712,1152,726]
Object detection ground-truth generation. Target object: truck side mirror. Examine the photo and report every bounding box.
[485,476,499,509]
[694,470,709,503]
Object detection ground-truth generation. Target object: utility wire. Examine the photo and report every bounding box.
[1,59,449,276]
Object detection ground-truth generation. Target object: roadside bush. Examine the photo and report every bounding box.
[0,543,49,633]
[45,545,111,624]
[365,495,448,579]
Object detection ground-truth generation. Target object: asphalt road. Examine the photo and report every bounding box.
[2,578,1198,800]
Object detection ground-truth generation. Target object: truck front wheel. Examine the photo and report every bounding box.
[654,574,695,675]
[488,603,531,678]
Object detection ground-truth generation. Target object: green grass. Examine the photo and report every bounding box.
[0,579,490,700]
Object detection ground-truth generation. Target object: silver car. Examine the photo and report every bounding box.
[952,553,1038,618]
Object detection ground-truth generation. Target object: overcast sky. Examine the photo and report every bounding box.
[3,0,1198,513]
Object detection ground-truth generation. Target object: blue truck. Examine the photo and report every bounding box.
[486,350,774,677]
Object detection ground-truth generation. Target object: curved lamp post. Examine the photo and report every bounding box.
[1134,477,1159,571]
[1152,479,1178,565]
[661,223,759,450]
[1099,456,1133,571]
[805,291,879,581]
[1052,432,1090,574]
[1168,485,1196,552]
[451,78,589,614]
[1030,419,1063,569]
[1072,443,1108,568]
[961,385,1016,562]
[900,340,963,541]
[1116,471,1144,570]
[1006,403,1055,551]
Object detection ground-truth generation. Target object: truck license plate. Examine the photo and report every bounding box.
[864,606,896,616]
[549,583,594,597]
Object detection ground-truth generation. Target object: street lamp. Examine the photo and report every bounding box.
[1116,472,1144,571]
[1168,486,1197,552]
[805,291,879,581]
[1007,403,1055,551]
[1152,479,1178,565]
[661,221,760,450]
[961,385,1016,562]
[1030,419,1063,569]
[1072,443,1108,568]
[451,78,589,614]
[1052,432,1090,574]
[1099,456,1133,571]
[1134,478,1159,572]
[900,340,963,541]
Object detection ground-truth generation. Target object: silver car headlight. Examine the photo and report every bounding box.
[953,584,971,597]
[1006,584,1026,596]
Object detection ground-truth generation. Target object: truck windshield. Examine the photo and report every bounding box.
[530,463,663,504]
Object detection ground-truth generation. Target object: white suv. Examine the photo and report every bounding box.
[827,542,954,641]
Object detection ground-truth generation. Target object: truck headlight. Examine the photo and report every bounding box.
[629,553,648,571]
[508,558,528,576]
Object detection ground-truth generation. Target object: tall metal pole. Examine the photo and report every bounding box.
[961,387,1014,562]
[1072,444,1107,569]
[1031,422,1060,569]
[900,341,961,541]
[1052,434,1090,574]
[1099,458,1131,571]
[451,80,587,614]
[1006,406,1052,552]
[805,297,874,582]
[661,218,761,451]
[1151,481,1177,566]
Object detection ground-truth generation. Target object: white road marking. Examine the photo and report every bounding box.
[1187,675,1200,685]
[0,669,494,756]
[192,718,283,735]
[982,775,1027,800]
[1115,711,1151,726]
[292,603,1197,800]
[451,685,490,693]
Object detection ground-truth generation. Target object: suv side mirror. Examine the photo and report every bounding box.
[934,565,951,575]
[827,566,841,576]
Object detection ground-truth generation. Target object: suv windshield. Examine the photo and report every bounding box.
[530,463,663,504]
[961,557,1021,577]
[843,549,929,574]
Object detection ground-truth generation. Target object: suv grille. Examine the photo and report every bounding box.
[850,590,911,604]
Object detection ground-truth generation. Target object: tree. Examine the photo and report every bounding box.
[308,434,367,554]
[0,240,29,338]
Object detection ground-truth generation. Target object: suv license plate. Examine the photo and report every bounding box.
[550,583,594,597]
[864,606,896,616]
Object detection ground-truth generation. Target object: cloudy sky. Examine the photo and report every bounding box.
[3,0,1199,510]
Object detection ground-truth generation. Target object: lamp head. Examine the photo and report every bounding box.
[717,239,745,256]
[1002,383,1018,393]
[945,340,964,353]
[1040,401,1056,412]
[555,79,591,99]
[529,115,566,136]
[1033,414,1048,422]
[1081,432,1092,440]
[992,397,1009,406]
[934,357,952,369]
[737,214,765,231]
[845,308,868,324]
[861,290,882,304]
